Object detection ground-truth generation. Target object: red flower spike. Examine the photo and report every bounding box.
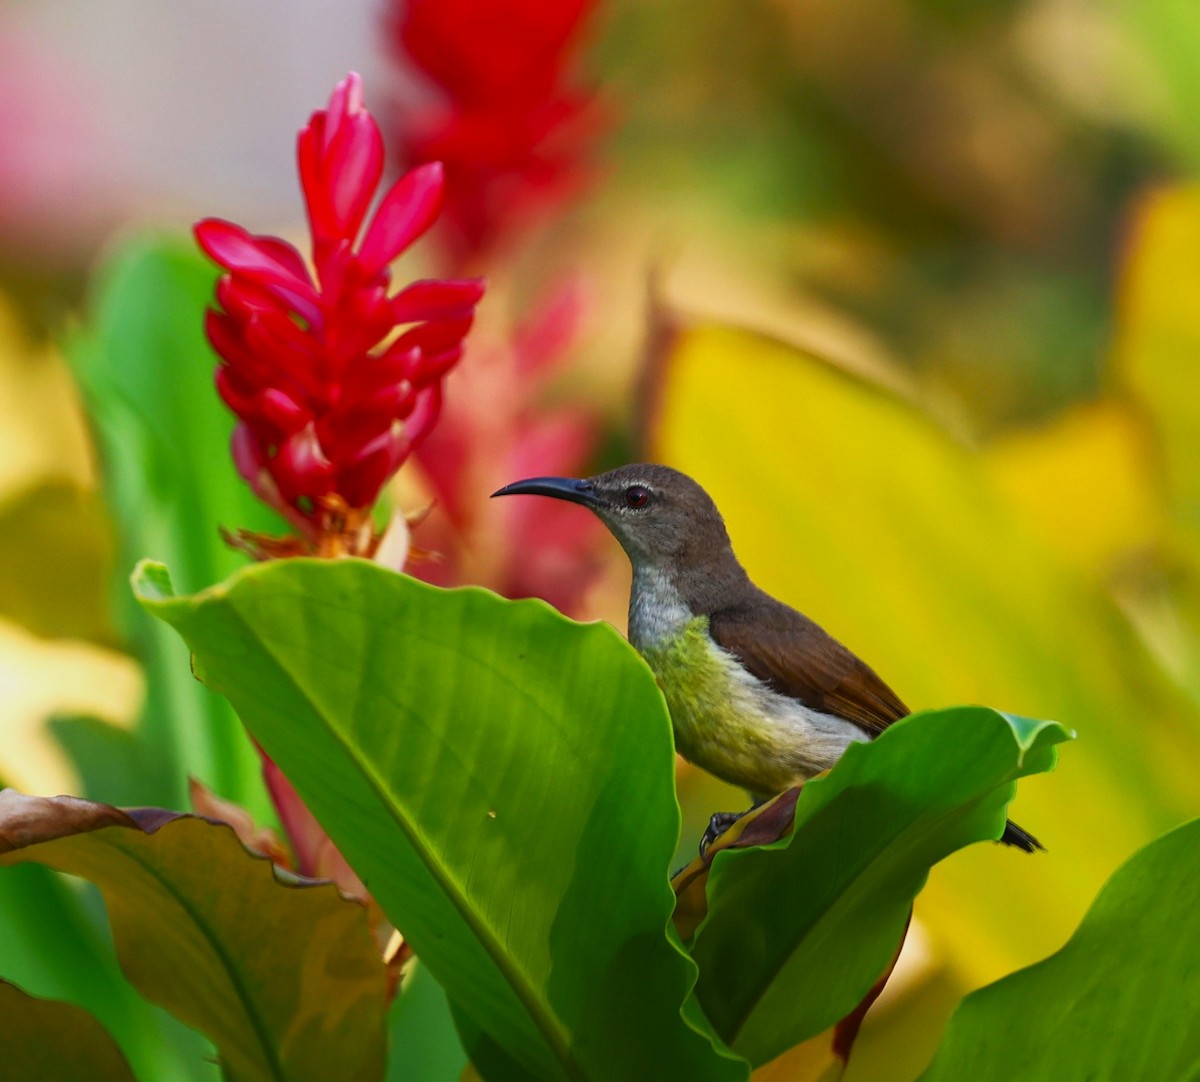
[399,0,590,110]
[298,91,384,249]
[195,73,484,555]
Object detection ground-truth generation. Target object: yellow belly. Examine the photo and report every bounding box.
[638,615,815,797]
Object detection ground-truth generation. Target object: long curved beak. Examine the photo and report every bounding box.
[491,476,600,508]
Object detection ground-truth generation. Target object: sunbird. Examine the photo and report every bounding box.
[493,463,1041,853]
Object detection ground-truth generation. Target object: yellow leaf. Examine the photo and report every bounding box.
[0,616,141,794]
[0,297,92,501]
[650,322,1200,993]
[1116,184,1200,539]
[985,399,1162,573]
[1108,182,1200,750]
[751,1031,842,1082]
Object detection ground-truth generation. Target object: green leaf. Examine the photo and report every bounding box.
[451,1003,549,1082]
[690,707,1071,1067]
[388,964,468,1082]
[920,815,1200,1081]
[136,557,746,1082]
[0,789,388,1082]
[0,979,136,1081]
[65,235,283,813]
[48,715,157,808]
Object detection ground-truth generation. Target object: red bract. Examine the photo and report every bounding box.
[387,0,600,269]
[195,73,484,554]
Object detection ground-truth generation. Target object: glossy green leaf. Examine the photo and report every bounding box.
[921,816,1200,1081]
[65,236,282,813]
[0,789,388,1082]
[690,708,1070,1066]
[136,557,746,1082]
[0,979,136,1081]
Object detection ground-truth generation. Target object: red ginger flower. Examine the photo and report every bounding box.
[387,0,600,270]
[195,73,483,555]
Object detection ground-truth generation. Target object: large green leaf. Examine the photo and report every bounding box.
[0,979,135,1081]
[921,816,1200,1081]
[136,557,745,1082]
[689,708,1070,1067]
[65,236,282,813]
[0,789,388,1082]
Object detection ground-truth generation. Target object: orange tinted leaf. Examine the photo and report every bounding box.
[0,789,388,1082]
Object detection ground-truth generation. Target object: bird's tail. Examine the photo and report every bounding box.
[1000,819,1043,853]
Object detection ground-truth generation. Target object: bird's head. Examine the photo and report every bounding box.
[492,463,732,569]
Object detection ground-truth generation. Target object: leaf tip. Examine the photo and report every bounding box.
[131,559,175,605]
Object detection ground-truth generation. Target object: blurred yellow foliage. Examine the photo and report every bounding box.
[649,313,1200,1073]
[0,617,140,793]
[986,399,1162,574]
[1111,184,1200,731]
[751,1034,840,1082]
[0,300,92,499]
[1117,185,1200,545]
[0,293,135,794]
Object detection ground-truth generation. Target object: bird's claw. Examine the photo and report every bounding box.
[699,810,744,857]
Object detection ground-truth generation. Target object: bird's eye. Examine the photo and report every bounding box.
[624,485,650,509]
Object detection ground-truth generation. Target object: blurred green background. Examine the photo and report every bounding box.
[3,0,1200,1078]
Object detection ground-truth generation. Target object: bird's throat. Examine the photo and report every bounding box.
[628,564,694,651]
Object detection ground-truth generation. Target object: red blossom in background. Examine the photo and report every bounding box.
[411,279,604,615]
[195,73,483,556]
[387,0,600,270]
[379,0,613,611]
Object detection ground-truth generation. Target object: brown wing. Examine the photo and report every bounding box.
[709,596,907,736]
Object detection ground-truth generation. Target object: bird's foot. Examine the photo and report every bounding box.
[699,810,744,857]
